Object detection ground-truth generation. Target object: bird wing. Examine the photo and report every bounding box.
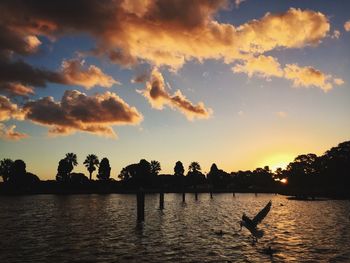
[252,201,271,226]
[242,213,253,225]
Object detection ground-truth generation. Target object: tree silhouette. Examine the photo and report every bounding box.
[188,162,201,175]
[207,163,219,183]
[174,161,184,176]
[84,154,99,180]
[118,159,151,187]
[0,158,14,182]
[64,152,78,174]
[97,157,111,180]
[9,159,26,183]
[56,159,71,182]
[137,159,151,177]
[150,160,161,176]
[118,164,138,181]
[286,153,319,188]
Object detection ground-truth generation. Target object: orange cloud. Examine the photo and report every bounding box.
[23,90,143,138]
[232,55,283,79]
[0,95,24,121]
[0,56,118,97]
[0,82,34,97]
[0,1,341,97]
[233,55,345,92]
[61,59,119,89]
[344,20,350,31]
[334,78,345,86]
[105,7,329,70]
[0,2,330,69]
[138,69,212,120]
[0,124,28,141]
[284,64,342,92]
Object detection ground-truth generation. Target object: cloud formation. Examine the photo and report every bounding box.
[61,59,119,89]
[344,20,350,31]
[0,56,118,97]
[0,124,28,141]
[284,64,343,92]
[0,82,34,97]
[0,95,24,121]
[0,0,344,141]
[232,55,283,79]
[138,69,212,120]
[0,1,330,70]
[233,55,344,92]
[23,90,143,138]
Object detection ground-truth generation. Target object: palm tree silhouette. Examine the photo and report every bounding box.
[188,162,201,174]
[64,153,78,172]
[65,153,78,165]
[150,160,161,176]
[84,154,99,180]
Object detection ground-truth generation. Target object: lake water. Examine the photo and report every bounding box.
[0,193,350,263]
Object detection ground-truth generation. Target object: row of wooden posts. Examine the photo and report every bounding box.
[136,191,236,221]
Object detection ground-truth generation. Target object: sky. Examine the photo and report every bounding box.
[0,0,349,180]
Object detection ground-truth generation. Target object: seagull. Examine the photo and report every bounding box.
[240,201,272,242]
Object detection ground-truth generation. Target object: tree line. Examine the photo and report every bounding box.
[0,140,349,197]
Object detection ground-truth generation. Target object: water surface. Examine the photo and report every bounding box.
[1,194,350,262]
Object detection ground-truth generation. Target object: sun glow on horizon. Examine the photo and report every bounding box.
[259,153,295,172]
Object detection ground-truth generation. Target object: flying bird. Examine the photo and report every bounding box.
[240,200,272,241]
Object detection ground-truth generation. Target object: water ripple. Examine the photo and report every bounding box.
[0,194,350,262]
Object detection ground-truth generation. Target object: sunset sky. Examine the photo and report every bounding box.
[0,0,349,180]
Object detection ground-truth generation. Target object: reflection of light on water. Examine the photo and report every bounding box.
[1,194,350,262]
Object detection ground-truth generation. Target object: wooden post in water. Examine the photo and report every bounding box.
[159,192,164,210]
[137,191,145,222]
[182,192,186,203]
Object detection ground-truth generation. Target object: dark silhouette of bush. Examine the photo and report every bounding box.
[97,158,111,180]
[25,172,40,184]
[70,172,89,184]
